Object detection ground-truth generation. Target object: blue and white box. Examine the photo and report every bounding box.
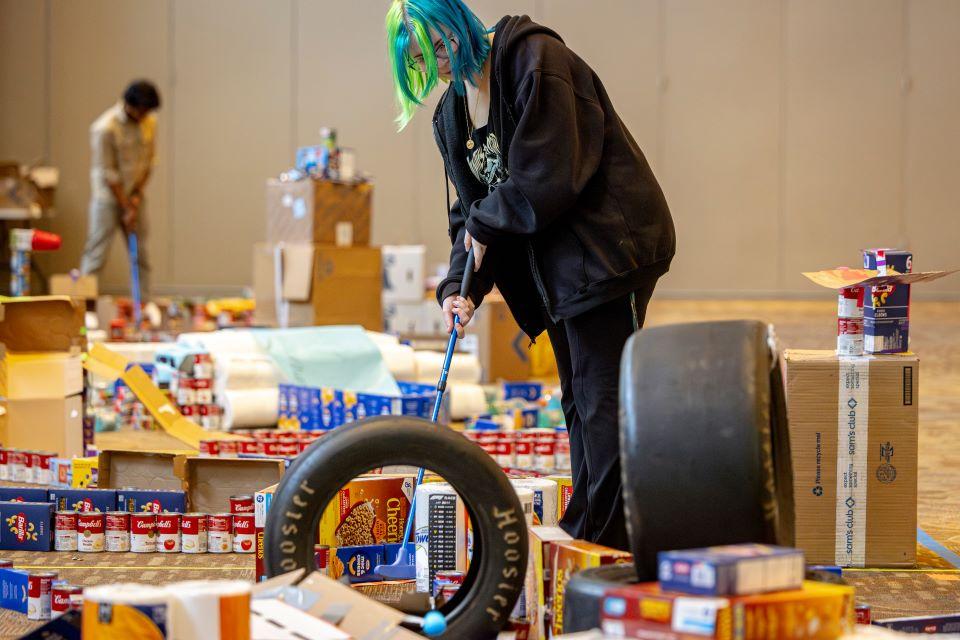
[657,544,804,596]
[863,249,913,354]
[0,502,54,552]
[0,568,28,614]
[503,382,543,402]
[48,489,116,513]
[0,488,50,504]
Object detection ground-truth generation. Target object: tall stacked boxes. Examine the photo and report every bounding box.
[783,350,918,567]
[382,245,428,336]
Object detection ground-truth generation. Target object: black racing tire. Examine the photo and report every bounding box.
[562,564,638,634]
[264,416,528,639]
[619,320,794,580]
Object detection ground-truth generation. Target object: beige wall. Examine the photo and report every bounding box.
[1,0,958,297]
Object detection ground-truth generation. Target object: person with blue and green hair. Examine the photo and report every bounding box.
[387,0,676,551]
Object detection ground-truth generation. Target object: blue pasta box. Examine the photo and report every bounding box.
[862,249,913,354]
[318,387,341,430]
[295,386,316,431]
[341,391,359,424]
[657,543,804,596]
[116,489,187,514]
[0,502,53,552]
[0,568,28,614]
[0,488,50,504]
[397,381,434,395]
[357,393,424,419]
[50,458,72,488]
[48,488,116,513]
[504,382,543,402]
[277,383,293,428]
[330,545,386,583]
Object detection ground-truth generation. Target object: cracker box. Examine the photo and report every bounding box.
[862,249,912,354]
[0,568,28,614]
[656,544,804,596]
[70,457,98,488]
[319,475,414,548]
[50,458,72,488]
[115,489,187,514]
[0,488,50,503]
[551,540,633,636]
[599,581,854,640]
[0,502,53,551]
[329,545,386,583]
[47,488,116,513]
[526,526,573,640]
[546,475,573,522]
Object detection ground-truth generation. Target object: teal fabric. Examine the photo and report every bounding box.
[251,326,400,394]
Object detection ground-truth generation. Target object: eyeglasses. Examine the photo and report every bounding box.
[408,37,453,70]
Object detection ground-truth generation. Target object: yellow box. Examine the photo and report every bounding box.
[318,475,414,547]
[0,351,82,399]
[546,475,573,522]
[71,457,99,488]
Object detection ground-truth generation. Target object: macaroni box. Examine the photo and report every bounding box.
[329,545,386,583]
[116,489,187,513]
[319,475,414,548]
[0,502,53,551]
[656,544,804,596]
[48,488,116,513]
[0,488,50,504]
[862,249,912,354]
[0,568,28,614]
[551,540,633,636]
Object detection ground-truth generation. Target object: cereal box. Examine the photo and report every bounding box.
[254,484,277,582]
[657,544,804,596]
[115,489,187,514]
[0,502,53,551]
[47,488,115,513]
[70,457,98,488]
[551,540,632,636]
[599,581,855,639]
[318,475,414,548]
[329,545,386,583]
[546,475,573,522]
[529,526,573,638]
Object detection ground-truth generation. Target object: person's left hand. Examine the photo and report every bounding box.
[464,230,486,271]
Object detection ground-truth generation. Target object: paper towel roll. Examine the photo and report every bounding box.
[365,331,400,348]
[414,482,468,593]
[169,580,251,640]
[510,478,559,526]
[379,343,417,381]
[214,355,280,397]
[221,388,279,430]
[514,487,535,526]
[414,351,482,384]
[448,383,487,419]
[82,584,171,639]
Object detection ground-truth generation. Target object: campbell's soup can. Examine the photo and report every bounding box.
[207,514,233,553]
[0,448,8,481]
[105,512,131,552]
[855,603,871,625]
[51,584,82,618]
[278,442,299,457]
[21,451,34,484]
[54,511,78,552]
[533,429,556,472]
[314,544,329,574]
[496,431,516,468]
[194,379,213,404]
[77,513,105,552]
[181,513,208,553]
[476,430,499,457]
[8,451,25,483]
[554,428,571,472]
[199,439,220,457]
[192,353,214,379]
[837,316,864,357]
[515,431,535,469]
[27,572,57,621]
[218,439,239,457]
[130,514,157,553]
[230,495,254,514]
[156,512,181,553]
[0,560,13,569]
[31,452,53,485]
[232,514,255,553]
[239,440,259,455]
[433,570,465,597]
[181,404,197,418]
[176,378,197,405]
[261,439,281,457]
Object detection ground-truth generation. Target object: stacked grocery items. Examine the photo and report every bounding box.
[0,562,82,621]
[277,381,440,431]
[0,450,98,488]
[199,429,320,457]
[169,350,220,429]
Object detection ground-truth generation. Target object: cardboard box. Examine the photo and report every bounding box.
[49,274,98,300]
[784,350,918,567]
[50,458,71,488]
[47,488,116,513]
[0,297,84,353]
[175,456,285,513]
[319,475,414,547]
[0,351,82,399]
[97,449,186,491]
[251,599,350,640]
[70,456,98,488]
[382,245,426,303]
[0,568,28,614]
[266,178,372,246]
[115,489,187,514]
[528,526,573,640]
[0,502,53,551]
[474,295,558,382]
[599,581,855,640]
[383,301,427,335]
[2,395,83,458]
[656,544,804,596]
[546,475,573,523]
[0,488,49,503]
[551,540,633,636]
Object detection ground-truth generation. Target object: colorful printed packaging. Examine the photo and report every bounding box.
[657,544,805,596]
[551,540,633,636]
[0,502,54,551]
[862,249,912,354]
[599,581,855,640]
[254,484,277,582]
[115,489,187,514]
[0,488,50,504]
[49,459,72,488]
[329,545,386,583]
[504,382,543,401]
[48,489,116,513]
[546,475,573,522]
[0,568,29,614]
[318,475,414,548]
[70,458,98,488]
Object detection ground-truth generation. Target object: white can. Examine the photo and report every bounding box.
[0,449,8,481]
[105,512,131,553]
[206,514,233,553]
[130,514,157,553]
[54,512,78,552]
[181,513,208,554]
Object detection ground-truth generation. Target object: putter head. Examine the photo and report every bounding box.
[374,543,417,580]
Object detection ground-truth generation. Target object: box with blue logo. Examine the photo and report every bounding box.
[504,382,543,401]
[329,545,386,583]
[277,383,293,428]
[48,488,116,513]
[0,568,28,614]
[862,249,913,354]
[0,502,54,551]
[657,543,804,596]
[0,488,50,504]
[116,489,187,513]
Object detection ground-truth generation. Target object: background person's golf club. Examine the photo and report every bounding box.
[128,231,143,328]
[375,247,476,581]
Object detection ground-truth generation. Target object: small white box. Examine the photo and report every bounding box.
[382,245,426,303]
[384,302,425,335]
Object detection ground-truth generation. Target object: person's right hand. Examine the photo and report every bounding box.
[442,294,476,338]
[122,203,139,233]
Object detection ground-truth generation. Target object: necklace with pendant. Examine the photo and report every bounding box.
[465,76,483,150]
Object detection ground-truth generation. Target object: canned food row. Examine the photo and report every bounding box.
[53,511,256,554]
[463,427,571,473]
[198,431,324,457]
[0,449,57,485]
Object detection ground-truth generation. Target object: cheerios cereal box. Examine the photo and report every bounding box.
[318,475,414,548]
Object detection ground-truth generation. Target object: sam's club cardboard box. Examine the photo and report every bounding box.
[783,350,918,567]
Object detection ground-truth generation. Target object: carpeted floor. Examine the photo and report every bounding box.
[2,300,958,637]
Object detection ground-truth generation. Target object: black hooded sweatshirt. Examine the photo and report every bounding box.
[434,15,675,339]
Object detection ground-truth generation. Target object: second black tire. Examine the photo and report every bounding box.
[619,320,794,580]
[562,564,638,634]
[263,416,528,639]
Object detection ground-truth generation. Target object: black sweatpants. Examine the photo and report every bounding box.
[547,280,658,550]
